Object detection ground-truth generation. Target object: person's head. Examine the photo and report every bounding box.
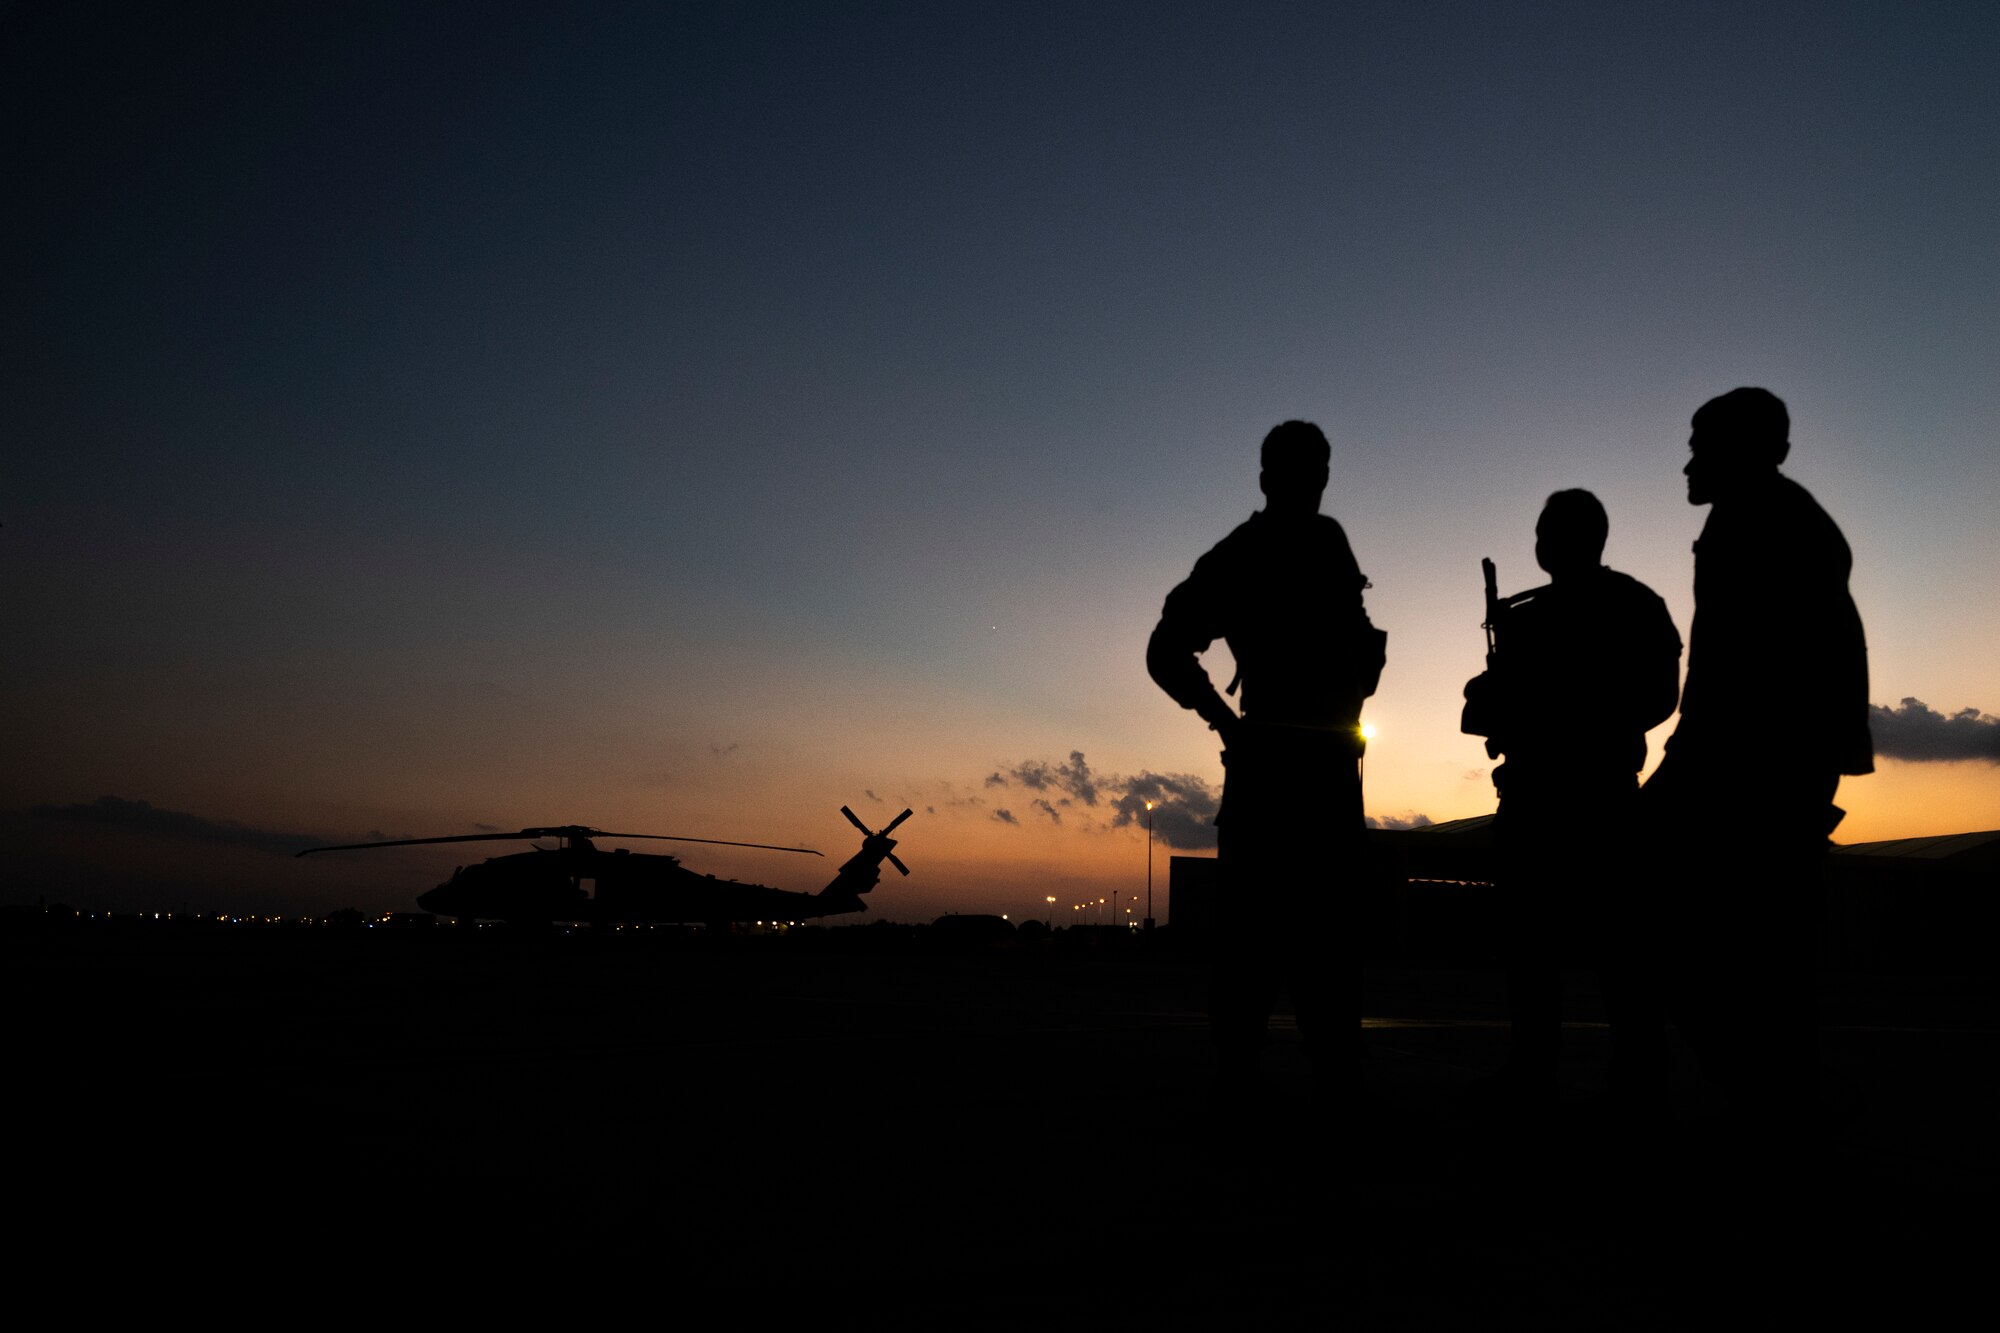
[1535,489,1608,580]
[1259,420,1330,514]
[1686,387,1790,505]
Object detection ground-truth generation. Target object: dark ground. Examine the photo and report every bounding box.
[8,922,1996,1325]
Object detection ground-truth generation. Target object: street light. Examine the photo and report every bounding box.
[1045,895,1056,928]
[1143,800,1156,930]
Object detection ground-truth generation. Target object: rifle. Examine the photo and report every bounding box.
[1481,556,1500,669]
[1464,557,1506,758]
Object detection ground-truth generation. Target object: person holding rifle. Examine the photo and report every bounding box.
[1462,489,1682,1116]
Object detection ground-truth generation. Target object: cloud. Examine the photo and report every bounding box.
[864,789,883,803]
[1108,772,1219,851]
[29,796,329,857]
[1870,698,2000,763]
[988,750,1101,806]
[1005,761,1054,790]
[1056,751,1098,805]
[1366,813,1435,831]
[472,822,501,833]
[710,742,740,759]
[974,752,1221,848]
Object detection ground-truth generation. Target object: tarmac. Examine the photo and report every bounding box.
[9,923,1997,1325]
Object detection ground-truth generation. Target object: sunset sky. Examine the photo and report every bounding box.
[8,2,1998,919]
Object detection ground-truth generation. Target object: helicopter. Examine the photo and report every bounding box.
[297,805,913,925]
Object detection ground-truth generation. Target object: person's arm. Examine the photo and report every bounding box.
[1146,557,1241,743]
[1635,593,1684,733]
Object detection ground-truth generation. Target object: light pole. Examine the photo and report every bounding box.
[1046,895,1056,929]
[1144,800,1155,930]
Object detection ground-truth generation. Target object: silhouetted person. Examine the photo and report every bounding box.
[1461,490,1681,1113]
[1644,388,1873,1130]
[1147,420,1385,1103]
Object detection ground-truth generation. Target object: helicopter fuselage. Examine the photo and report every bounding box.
[415,842,870,924]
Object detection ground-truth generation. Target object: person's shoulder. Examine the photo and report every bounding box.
[1762,472,1853,565]
[1753,472,1838,525]
[1298,512,1360,560]
[1776,472,1847,526]
[1202,512,1263,552]
[1183,513,1263,577]
[1773,472,1825,507]
[1599,567,1681,640]
[1598,567,1666,603]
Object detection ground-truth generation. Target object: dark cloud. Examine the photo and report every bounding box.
[1007,760,1057,791]
[989,750,1101,805]
[472,822,501,833]
[992,808,1018,826]
[864,789,882,803]
[1870,698,2000,763]
[1056,751,1098,806]
[1366,813,1435,831]
[29,796,328,857]
[1109,772,1219,851]
[710,742,740,759]
[977,752,1220,848]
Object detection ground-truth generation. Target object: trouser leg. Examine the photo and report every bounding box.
[1210,825,1275,1084]
[1502,879,1562,1089]
[1209,745,1361,1084]
[1669,849,1823,1122]
[1600,914,1669,1107]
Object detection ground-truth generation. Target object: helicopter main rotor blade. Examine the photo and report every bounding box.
[589,833,822,856]
[296,831,563,858]
[839,806,873,836]
[299,828,822,858]
[883,808,915,835]
[886,852,910,876]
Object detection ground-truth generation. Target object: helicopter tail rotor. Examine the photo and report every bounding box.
[820,802,915,900]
